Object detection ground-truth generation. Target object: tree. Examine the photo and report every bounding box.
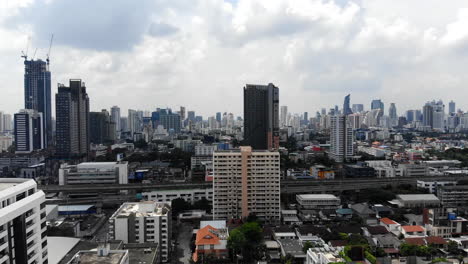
[171,198,191,217]
[303,241,314,253]
[227,229,246,255]
[239,222,263,244]
[192,198,211,213]
[448,240,460,255]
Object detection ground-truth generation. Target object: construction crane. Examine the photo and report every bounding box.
[46,34,54,65]
[21,36,31,61]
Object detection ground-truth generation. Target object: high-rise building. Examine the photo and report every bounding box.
[389,103,397,127]
[111,106,121,135]
[120,117,128,132]
[109,202,172,262]
[180,106,186,121]
[389,103,397,119]
[330,115,354,162]
[23,59,52,147]
[280,106,288,127]
[0,111,3,133]
[243,83,279,150]
[187,111,195,121]
[159,108,181,133]
[55,79,90,158]
[213,146,280,223]
[423,103,433,127]
[352,104,364,113]
[216,112,222,123]
[371,99,385,115]
[90,110,116,144]
[3,113,12,133]
[303,112,308,122]
[0,178,48,263]
[449,100,456,114]
[343,94,353,115]
[127,109,140,136]
[14,109,44,153]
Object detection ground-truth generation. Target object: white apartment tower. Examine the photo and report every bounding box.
[330,115,354,162]
[109,202,171,262]
[213,146,280,224]
[0,179,48,263]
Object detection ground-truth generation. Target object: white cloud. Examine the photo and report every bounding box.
[1,0,468,117]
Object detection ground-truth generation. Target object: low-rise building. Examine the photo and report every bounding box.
[66,243,129,264]
[343,164,375,178]
[296,194,341,210]
[192,221,229,263]
[401,225,426,238]
[395,194,440,208]
[437,185,468,208]
[417,180,457,194]
[306,246,344,264]
[59,161,128,185]
[310,165,335,179]
[109,202,171,262]
[142,188,213,204]
[281,210,302,225]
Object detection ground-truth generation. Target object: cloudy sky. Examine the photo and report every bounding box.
[2,0,468,118]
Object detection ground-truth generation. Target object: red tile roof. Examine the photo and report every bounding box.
[380,217,398,225]
[425,236,447,245]
[402,225,425,233]
[405,237,425,246]
[195,225,220,246]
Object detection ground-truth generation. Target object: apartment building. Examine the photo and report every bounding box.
[109,202,171,262]
[0,178,48,263]
[296,194,341,210]
[212,146,280,224]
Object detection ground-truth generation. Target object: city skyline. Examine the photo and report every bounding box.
[2,1,468,116]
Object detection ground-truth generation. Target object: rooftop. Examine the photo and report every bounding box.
[71,250,127,264]
[111,202,170,218]
[397,194,440,201]
[380,218,398,225]
[297,194,339,200]
[402,225,425,232]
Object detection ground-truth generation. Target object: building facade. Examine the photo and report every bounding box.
[212,146,280,223]
[330,115,354,162]
[59,161,128,186]
[109,202,171,262]
[24,59,52,147]
[55,79,90,157]
[243,83,279,150]
[14,109,44,153]
[0,178,48,263]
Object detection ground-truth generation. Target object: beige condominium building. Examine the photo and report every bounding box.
[213,146,280,224]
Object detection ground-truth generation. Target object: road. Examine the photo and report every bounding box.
[173,223,193,264]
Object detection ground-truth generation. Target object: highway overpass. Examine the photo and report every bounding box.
[39,174,468,194]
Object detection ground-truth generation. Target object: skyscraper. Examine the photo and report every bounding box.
[14,109,44,153]
[23,59,51,147]
[216,112,222,123]
[159,108,181,133]
[111,106,121,135]
[55,79,90,157]
[389,103,397,127]
[449,100,456,114]
[352,104,364,113]
[243,83,279,150]
[423,103,433,127]
[330,115,354,162]
[213,146,280,223]
[90,110,116,144]
[280,105,288,127]
[343,94,353,115]
[371,99,384,115]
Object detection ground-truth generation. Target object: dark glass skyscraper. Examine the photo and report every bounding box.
[343,94,353,115]
[24,59,51,147]
[55,79,90,158]
[371,99,385,115]
[243,83,279,150]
